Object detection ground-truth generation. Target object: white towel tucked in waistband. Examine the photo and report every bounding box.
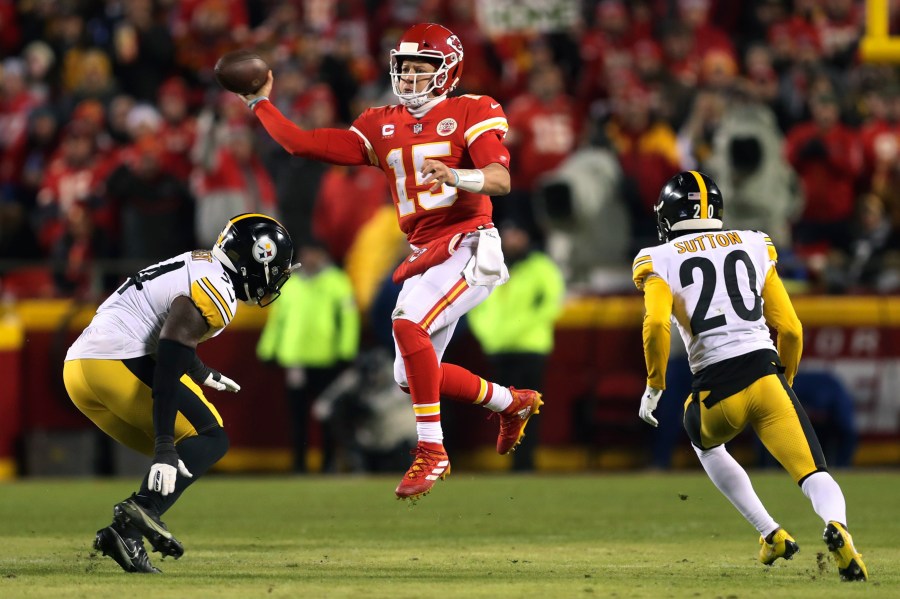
[463,228,510,286]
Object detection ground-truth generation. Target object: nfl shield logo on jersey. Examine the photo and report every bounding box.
[413,123,423,134]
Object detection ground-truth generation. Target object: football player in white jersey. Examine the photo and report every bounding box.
[64,213,297,573]
[632,171,868,582]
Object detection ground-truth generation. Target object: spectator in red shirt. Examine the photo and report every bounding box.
[658,19,703,89]
[36,120,105,252]
[577,0,642,113]
[786,90,862,253]
[676,0,735,60]
[313,165,391,265]
[193,124,278,247]
[157,77,198,182]
[505,64,581,195]
[172,0,248,78]
[605,82,681,251]
[815,0,864,69]
[858,84,900,232]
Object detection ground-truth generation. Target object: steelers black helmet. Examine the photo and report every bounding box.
[212,213,297,306]
[655,171,724,242]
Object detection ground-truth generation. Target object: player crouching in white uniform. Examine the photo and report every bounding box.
[64,213,297,573]
[632,171,868,582]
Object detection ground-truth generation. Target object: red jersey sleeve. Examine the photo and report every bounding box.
[460,94,511,170]
[253,100,370,166]
[461,94,509,146]
[468,132,510,171]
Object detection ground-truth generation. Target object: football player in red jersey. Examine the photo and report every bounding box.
[237,23,543,500]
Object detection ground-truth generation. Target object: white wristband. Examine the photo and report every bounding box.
[247,96,269,110]
[450,168,485,193]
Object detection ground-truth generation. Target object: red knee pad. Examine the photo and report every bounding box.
[392,318,431,356]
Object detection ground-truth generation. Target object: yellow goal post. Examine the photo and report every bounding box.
[861,0,900,62]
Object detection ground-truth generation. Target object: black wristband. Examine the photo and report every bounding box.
[153,435,178,467]
[154,435,176,453]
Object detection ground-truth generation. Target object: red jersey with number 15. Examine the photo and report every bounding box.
[350,95,509,245]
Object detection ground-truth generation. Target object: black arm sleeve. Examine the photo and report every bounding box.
[153,338,196,439]
[186,353,212,384]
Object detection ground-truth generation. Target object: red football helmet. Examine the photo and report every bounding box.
[390,23,464,107]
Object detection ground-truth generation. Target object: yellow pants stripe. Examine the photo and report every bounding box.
[419,278,469,330]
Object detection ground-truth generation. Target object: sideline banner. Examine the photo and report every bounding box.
[801,326,900,435]
[476,0,581,36]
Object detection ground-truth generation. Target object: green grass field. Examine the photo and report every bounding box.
[0,471,896,598]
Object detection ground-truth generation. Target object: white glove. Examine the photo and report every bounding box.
[639,385,663,427]
[203,370,241,392]
[148,459,193,496]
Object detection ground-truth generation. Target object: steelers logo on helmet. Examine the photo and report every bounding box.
[211,213,296,307]
[253,236,277,264]
[655,171,724,242]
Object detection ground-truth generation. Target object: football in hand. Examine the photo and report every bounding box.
[214,50,269,95]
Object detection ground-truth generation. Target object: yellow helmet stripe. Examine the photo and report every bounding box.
[215,213,284,245]
[230,213,278,224]
[688,171,707,219]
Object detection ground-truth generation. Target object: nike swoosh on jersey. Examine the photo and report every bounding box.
[490,103,500,108]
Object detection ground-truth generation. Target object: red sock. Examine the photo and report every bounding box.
[393,318,441,428]
[440,363,493,405]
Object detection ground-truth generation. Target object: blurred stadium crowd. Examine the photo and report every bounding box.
[1,0,900,302]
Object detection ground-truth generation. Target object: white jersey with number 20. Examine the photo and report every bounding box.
[632,230,778,373]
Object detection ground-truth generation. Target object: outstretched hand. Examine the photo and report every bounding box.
[239,70,274,106]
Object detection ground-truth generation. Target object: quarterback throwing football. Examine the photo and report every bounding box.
[239,23,542,501]
[632,171,868,582]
